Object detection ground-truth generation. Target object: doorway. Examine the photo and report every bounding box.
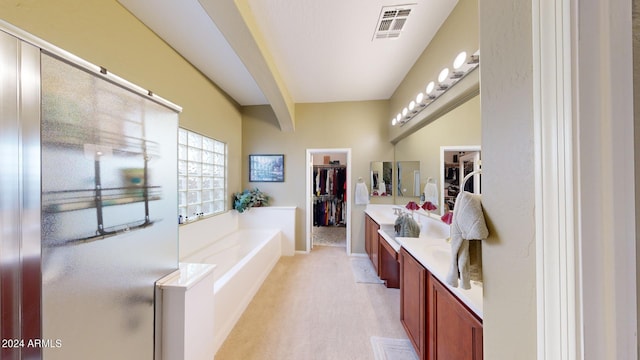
[305,148,352,255]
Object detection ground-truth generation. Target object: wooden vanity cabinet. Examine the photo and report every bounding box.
[364,214,380,273]
[379,233,399,288]
[400,248,483,360]
[428,274,483,360]
[400,248,427,359]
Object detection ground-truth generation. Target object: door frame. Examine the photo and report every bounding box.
[305,148,352,255]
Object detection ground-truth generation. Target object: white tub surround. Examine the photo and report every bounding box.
[156,263,216,360]
[182,229,282,355]
[237,206,296,256]
[179,211,239,260]
[176,207,295,355]
[178,207,296,259]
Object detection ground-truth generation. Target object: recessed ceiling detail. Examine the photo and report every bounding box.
[373,4,416,40]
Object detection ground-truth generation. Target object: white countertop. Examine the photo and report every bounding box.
[366,204,483,319]
[156,263,216,290]
[364,204,401,226]
[392,234,483,319]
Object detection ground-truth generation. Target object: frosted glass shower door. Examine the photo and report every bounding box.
[40,53,179,360]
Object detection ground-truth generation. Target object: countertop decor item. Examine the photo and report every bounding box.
[233,188,271,213]
[405,201,420,211]
[422,201,437,212]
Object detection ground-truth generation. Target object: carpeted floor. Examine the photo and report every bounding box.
[312,225,347,247]
[215,246,408,360]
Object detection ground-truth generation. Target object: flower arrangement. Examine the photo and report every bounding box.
[233,188,271,213]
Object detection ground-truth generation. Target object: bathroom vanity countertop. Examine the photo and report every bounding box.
[393,235,483,319]
[364,204,400,226]
[377,228,402,252]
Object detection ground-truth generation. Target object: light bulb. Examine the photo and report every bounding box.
[426,81,435,94]
[402,107,408,117]
[453,51,467,69]
[416,92,424,104]
[409,100,416,111]
[438,68,449,83]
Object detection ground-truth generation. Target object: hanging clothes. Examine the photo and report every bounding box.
[313,196,346,226]
[312,164,347,227]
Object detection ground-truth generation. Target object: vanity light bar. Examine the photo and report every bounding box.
[391,50,479,127]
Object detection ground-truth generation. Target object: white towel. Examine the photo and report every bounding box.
[424,181,438,204]
[378,181,386,196]
[355,182,369,205]
[446,191,489,289]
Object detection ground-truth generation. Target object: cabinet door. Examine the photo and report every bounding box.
[428,274,483,360]
[379,234,399,288]
[400,248,426,360]
[371,222,379,272]
[365,214,372,257]
[365,214,380,272]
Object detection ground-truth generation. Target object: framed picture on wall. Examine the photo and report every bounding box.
[249,154,285,182]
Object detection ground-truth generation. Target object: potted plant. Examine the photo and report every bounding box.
[233,188,271,213]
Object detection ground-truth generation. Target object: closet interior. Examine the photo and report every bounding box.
[312,153,347,247]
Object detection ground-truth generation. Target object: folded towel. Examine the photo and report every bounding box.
[355,182,369,205]
[424,180,439,204]
[446,191,489,289]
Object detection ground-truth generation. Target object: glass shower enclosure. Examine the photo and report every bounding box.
[0,24,181,360]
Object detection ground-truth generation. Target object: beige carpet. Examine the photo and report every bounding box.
[312,225,346,247]
[215,246,408,360]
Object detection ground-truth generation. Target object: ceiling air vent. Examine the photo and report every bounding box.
[372,4,416,41]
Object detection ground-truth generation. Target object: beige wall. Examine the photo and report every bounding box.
[0,0,243,199]
[389,0,478,141]
[479,0,537,358]
[394,95,481,206]
[241,102,393,253]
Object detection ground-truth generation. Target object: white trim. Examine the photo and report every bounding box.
[305,148,352,255]
[532,0,580,358]
[0,19,182,113]
[533,0,638,358]
[573,0,637,358]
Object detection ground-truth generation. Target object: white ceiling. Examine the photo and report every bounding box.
[118,0,458,121]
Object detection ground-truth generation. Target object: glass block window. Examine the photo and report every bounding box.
[178,128,226,221]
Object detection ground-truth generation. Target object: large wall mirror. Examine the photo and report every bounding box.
[397,161,421,198]
[370,161,393,196]
[440,146,481,215]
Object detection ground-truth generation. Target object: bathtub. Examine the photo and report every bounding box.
[181,228,282,354]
